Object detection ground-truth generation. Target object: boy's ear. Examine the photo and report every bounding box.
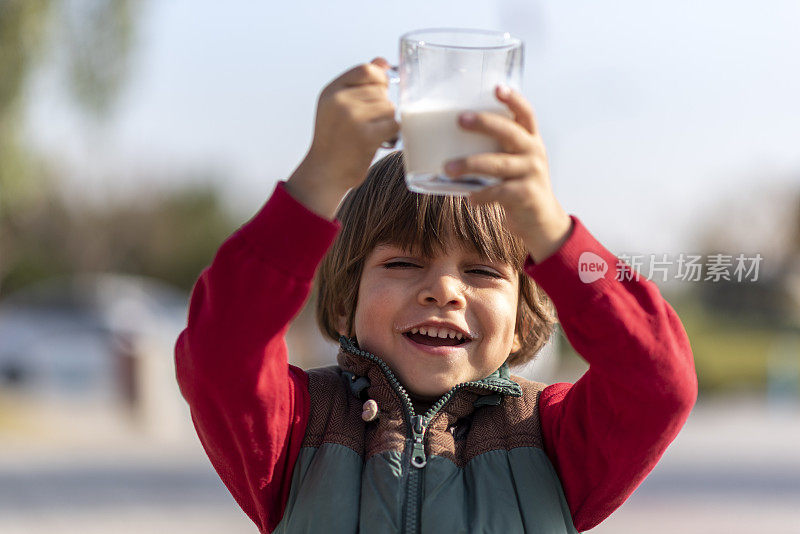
[511,332,522,353]
[335,313,348,337]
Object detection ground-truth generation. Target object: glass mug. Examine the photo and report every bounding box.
[382,28,524,196]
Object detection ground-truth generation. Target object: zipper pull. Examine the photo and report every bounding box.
[410,415,427,468]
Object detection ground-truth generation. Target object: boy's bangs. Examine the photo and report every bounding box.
[365,185,525,267]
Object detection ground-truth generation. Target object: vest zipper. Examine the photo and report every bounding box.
[338,339,425,533]
[339,337,514,534]
[406,415,426,534]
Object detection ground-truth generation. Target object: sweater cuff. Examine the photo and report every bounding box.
[524,215,620,315]
[233,181,341,281]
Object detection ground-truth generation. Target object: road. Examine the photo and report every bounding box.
[1,395,798,533]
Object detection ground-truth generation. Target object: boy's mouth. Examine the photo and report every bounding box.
[403,326,470,347]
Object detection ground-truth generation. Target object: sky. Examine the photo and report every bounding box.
[23,0,800,256]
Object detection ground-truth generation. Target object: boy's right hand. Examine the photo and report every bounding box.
[286,58,398,219]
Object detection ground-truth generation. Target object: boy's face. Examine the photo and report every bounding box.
[345,240,520,400]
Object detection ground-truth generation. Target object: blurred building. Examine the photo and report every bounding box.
[0,273,190,442]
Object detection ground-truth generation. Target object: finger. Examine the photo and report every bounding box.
[343,84,390,103]
[495,85,538,135]
[370,57,391,69]
[367,116,401,145]
[469,179,533,207]
[444,153,531,180]
[457,110,533,153]
[357,98,396,122]
[468,183,503,206]
[337,62,390,88]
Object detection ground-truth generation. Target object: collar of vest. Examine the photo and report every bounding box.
[336,336,522,417]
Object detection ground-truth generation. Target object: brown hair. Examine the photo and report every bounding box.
[315,151,556,367]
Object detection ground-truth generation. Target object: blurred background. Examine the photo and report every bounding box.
[1,0,798,532]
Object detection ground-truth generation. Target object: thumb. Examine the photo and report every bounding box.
[371,57,391,69]
[468,184,504,206]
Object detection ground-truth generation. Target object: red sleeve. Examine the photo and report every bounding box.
[526,216,698,532]
[174,182,340,533]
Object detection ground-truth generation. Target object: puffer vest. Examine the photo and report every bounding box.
[274,337,578,534]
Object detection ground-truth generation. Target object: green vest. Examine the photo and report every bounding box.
[274,337,579,534]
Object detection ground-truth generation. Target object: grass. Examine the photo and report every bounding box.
[675,300,799,393]
[555,297,799,394]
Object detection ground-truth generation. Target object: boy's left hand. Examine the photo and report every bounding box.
[443,85,573,263]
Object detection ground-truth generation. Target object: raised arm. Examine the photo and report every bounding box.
[527,216,698,532]
[441,83,696,531]
[174,182,339,532]
[175,56,398,533]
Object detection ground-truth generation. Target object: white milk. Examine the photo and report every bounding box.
[400,102,514,195]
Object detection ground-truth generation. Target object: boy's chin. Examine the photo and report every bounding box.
[391,362,472,400]
[404,376,459,401]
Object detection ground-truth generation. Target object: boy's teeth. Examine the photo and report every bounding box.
[407,326,468,341]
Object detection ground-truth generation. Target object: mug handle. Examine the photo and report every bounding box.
[380,66,401,149]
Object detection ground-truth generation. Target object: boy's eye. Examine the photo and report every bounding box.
[384,261,421,269]
[468,268,502,279]
[383,262,502,278]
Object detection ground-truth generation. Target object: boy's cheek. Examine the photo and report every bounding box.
[359,288,404,317]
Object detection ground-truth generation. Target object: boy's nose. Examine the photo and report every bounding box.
[418,275,466,308]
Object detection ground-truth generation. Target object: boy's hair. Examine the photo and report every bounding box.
[315,150,556,367]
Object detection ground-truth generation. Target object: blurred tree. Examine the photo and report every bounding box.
[682,181,800,392]
[1,0,142,293]
[61,0,138,118]
[1,174,238,293]
[791,193,800,252]
[0,0,53,215]
[694,182,800,327]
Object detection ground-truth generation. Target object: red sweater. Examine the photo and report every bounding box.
[174,182,697,533]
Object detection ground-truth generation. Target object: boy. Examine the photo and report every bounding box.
[175,58,697,533]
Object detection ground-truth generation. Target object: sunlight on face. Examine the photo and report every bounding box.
[348,241,520,400]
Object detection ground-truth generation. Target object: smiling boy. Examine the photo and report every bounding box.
[175,59,697,533]
[355,238,520,402]
[313,152,559,414]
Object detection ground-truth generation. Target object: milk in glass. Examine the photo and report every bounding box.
[401,99,513,195]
